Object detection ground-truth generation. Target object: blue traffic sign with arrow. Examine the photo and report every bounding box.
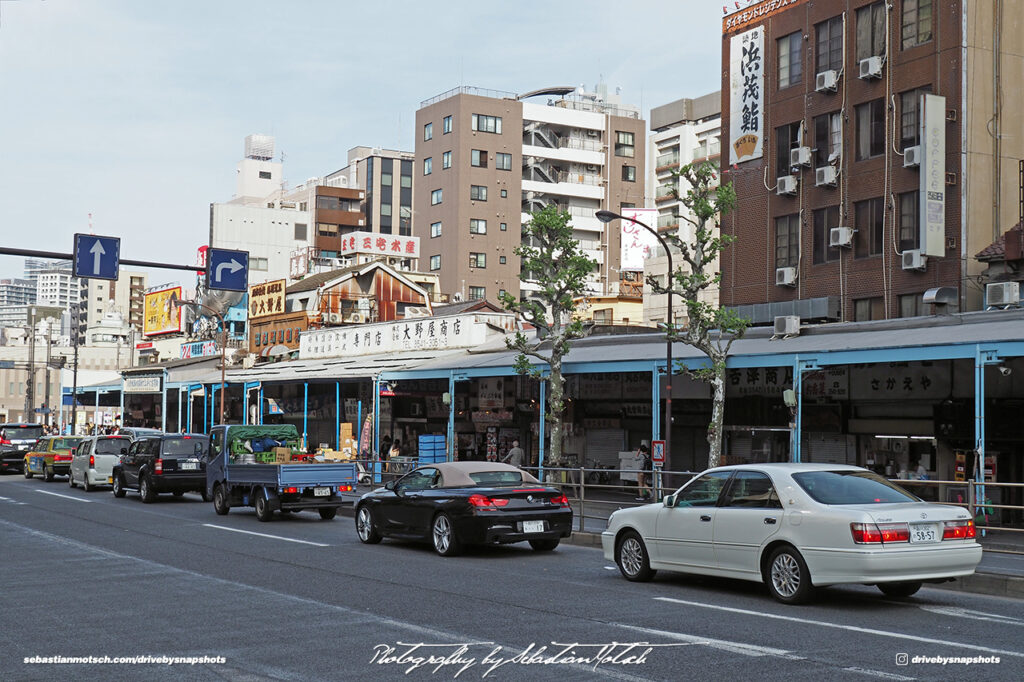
[73,234,120,280]
[207,247,249,292]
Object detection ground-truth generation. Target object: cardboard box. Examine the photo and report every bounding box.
[273,447,291,464]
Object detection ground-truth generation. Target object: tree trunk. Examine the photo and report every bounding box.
[707,368,726,468]
[546,362,564,467]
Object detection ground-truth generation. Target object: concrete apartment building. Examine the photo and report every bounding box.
[644,92,723,326]
[415,84,646,302]
[720,0,1024,323]
[77,271,148,344]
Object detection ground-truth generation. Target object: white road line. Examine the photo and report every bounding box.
[0,495,26,505]
[919,605,1024,626]
[202,523,330,547]
[36,490,93,503]
[609,622,802,660]
[842,667,916,681]
[656,597,1024,659]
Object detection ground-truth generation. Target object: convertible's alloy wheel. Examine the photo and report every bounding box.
[357,508,371,541]
[433,515,451,553]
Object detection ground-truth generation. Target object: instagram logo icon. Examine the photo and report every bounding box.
[896,653,909,666]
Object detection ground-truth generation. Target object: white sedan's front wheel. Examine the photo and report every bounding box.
[765,546,814,605]
[616,530,656,582]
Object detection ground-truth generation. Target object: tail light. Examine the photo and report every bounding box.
[851,522,910,544]
[1,438,10,445]
[283,487,298,494]
[154,458,163,475]
[468,494,509,508]
[338,485,352,492]
[89,455,95,468]
[54,454,72,462]
[943,519,976,540]
[550,494,570,508]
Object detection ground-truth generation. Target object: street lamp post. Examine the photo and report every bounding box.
[172,298,227,426]
[596,210,674,470]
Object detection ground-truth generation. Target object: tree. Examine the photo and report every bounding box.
[650,161,747,468]
[499,205,597,470]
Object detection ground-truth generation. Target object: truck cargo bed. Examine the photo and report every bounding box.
[225,462,357,487]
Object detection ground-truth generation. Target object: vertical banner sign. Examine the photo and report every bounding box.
[729,26,764,165]
[619,208,659,271]
[920,93,946,257]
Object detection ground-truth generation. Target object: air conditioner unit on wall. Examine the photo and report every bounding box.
[790,146,812,167]
[773,315,800,336]
[903,146,921,168]
[346,313,364,324]
[776,267,797,286]
[815,166,837,187]
[902,249,927,271]
[777,175,798,196]
[859,56,883,79]
[815,70,839,93]
[829,226,853,248]
[986,281,1020,307]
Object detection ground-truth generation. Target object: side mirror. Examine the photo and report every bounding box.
[384,480,396,491]
[663,494,676,508]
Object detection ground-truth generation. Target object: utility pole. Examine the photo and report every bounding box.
[71,302,80,435]
[44,319,53,427]
[25,307,36,421]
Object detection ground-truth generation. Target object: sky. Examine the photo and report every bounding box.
[0,0,725,284]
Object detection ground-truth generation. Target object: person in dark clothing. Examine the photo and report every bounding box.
[635,443,652,501]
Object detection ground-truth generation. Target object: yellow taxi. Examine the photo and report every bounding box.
[24,436,85,482]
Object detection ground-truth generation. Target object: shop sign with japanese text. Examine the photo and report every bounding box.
[248,279,286,320]
[180,340,217,359]
[850,363,951,400]
[339,231,419,259]
[729,26,764,165]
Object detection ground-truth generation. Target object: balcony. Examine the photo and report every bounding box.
[656,151,680,170]
[655,184,678,203]
[555,170,603,186]
[657,213,679,229]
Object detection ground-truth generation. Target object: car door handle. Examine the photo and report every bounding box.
[764,517,778,525]
[699,515,712,522]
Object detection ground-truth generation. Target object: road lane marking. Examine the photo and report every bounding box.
[842,667,915,680]
[0,495,26,505]
[609,621,801,660]
[919,605,1024,626]
[37,490,93,503]
[202,524,329,547]
[656,597,1024,659]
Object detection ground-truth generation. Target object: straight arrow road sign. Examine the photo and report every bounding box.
[206,247,249,292]
[73,234,120,280]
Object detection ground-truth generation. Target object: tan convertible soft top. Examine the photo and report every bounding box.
[427,461,541,487]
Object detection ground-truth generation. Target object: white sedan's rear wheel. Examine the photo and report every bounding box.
[765,546,814,605]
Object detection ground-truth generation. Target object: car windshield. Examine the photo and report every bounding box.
[469,471,526,486]
[162,437,207,456]
[6,426,44,439]
[94,438,129,454]
[53,438,83,450]
[792,470,919,504]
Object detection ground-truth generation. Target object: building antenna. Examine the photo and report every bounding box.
[88,212,94,235]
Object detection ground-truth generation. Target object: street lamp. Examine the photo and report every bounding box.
[596,210,674,471]
[170,296,227,426]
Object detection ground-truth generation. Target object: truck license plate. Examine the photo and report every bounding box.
[522,521,544,534]
[180,462,198,471]
[313,487,330,497]
[910,525,937,543]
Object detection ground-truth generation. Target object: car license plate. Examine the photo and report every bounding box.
[910,525,938,543]
[180,462,198,471]
[522,520,544,534]
[313,487,330,497]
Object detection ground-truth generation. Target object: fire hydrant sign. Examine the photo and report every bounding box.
[651,440,665,466]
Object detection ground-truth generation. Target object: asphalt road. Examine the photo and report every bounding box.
[1,474,1023,682]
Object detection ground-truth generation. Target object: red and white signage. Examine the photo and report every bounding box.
[339,231,419,259]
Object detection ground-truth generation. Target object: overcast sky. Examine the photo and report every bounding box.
[0,0,724,283]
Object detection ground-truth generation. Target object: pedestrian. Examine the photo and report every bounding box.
[501,440,525,468]
[635,442,652,501]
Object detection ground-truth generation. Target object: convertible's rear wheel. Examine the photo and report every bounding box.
[765,546,814,605]
[878,581,922,598]
[616,530,655,582]
[432,513,462,557]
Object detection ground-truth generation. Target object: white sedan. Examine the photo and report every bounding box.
[602,463,982,604]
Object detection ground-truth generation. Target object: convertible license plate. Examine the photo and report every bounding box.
[910,525,938,543]
[522,520,545,534]
[180,462,198,471]
[313,486,330,497]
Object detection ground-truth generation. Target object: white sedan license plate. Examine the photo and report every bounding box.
[910,525,938,543]
[180,462,198,471]
[313,486,330,497]
[522,521,544,534]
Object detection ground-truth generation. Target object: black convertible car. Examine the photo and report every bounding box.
[355,462,573,556]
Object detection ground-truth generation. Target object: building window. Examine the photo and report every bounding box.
[776,122,801,177]
[429,255,441,271]
[777,31,802,89]
[442,151,451,169]
[470,185,487,201]
[813,112,841,167]
[813,206,841,264]
[902,0,933,50]
[816,15,843,73]
[400,174,412,188]
[423,157,432,175]
[856,1,886,61]
[499,189,507,198]
[430,221,442,238]
[259,170,272,179]
[471,149,487,167]
[499,255,507,265]
[899,292,924,318]
[898,192,920,251]
[775,214,800,268]
[431,189,442,205]
[614,131,635,157]
[468,286,486,300]
[622,165,636,182]
[496,152,512,170]
[854,197,884,258]
[854,297,885,321]
[471,114,502,134]
[294,223,307,240]
[316,196,357,211]
[855,99,886,160]
[424,122,433,140]
[443,115,453,134]
[470,219,487,234]
[318,223,339,237]
[251,257,269,271]
[381,172,392,186]
[469,252,486,268]
[500,222,507,231]
[380,203,392,217]
[900,85,932,148]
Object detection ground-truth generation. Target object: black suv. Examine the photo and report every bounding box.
[111,433,210,503]
[1,423,45,474]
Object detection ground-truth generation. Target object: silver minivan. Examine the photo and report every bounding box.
[69,435,132,491]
